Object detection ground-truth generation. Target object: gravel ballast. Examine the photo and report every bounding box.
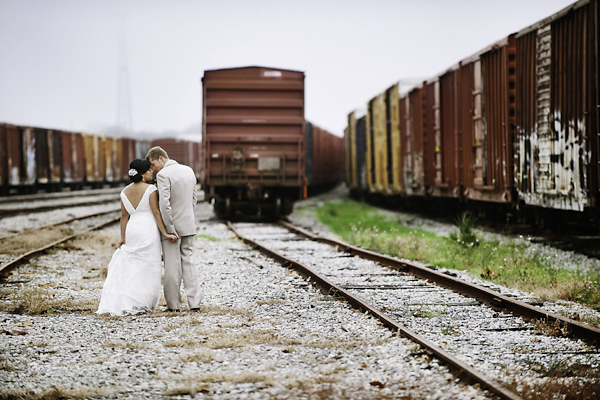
[2,186,599,399]
[1,201,488,399]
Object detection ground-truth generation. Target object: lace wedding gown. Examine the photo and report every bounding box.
[97,185,162,316]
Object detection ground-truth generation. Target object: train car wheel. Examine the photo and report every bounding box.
[225,197,231,218]
[274,196,281,218]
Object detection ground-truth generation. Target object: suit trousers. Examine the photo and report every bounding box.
[162,235,202,309]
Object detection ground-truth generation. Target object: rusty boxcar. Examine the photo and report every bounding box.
[202,66,306,217]
[202,66,343,217]
[0,121,204,195]
[514,0,598,213]
[150,138,202,181]
[306,121,344,189]
[60,131,85,187]
[346,0,600,226]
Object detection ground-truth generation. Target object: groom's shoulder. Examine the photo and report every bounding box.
[160,161,194,176]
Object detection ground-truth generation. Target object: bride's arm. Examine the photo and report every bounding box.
[118,199,129,248]
[149,191,178,242]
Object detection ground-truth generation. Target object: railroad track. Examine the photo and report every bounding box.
[0,210,121,278]
[0,188,121,217]
[228,220,600,400]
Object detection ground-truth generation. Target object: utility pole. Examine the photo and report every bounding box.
[117,20,133,136]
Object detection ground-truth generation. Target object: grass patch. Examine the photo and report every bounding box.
[0,286,97,315]
[0,359,15,371]
[195,234,221,241]
[178,348,215,363]
[510,359,600,399]
[0,386,118,400]
[316,200,600,313]
[0,226,74,255]
[101,341,150,350]
[256,299,288,305]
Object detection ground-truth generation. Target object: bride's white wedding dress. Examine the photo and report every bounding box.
[96,185,162,316]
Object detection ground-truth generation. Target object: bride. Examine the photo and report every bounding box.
[97,159,178,316]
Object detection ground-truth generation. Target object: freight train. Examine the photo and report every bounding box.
[201,66,344,218]
[0,122,202,194]
[346,0,600,229]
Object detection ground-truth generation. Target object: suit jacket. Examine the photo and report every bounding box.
[156,159,197,237]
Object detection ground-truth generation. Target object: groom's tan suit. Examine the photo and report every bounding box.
[156,159,202,310]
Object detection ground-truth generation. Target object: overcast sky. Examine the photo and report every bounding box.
[0,0,576,139]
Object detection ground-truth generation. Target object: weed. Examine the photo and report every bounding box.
[0,226,74,255]
[509,358,600,399]
[178,348,215,363]
[101,341,149,350]
[531,318,572,338]
[0,360,15,371]
[411,307,438,318]
[195,234,220,241]
[533,359,600,378]
[256,299,288,305]
[0,386,118,399]
[0,286,97,315]
[451,211,479,247]
[441,324,458,335]
[173,371,273,386]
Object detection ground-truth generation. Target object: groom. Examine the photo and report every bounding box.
[146,146,202,312]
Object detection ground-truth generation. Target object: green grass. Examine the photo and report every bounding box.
[315,200,600,313]
[195,234,221,241]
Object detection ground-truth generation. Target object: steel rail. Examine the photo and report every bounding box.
[227,221,523,400]
[278,220,600,346]
[0,208,121,241]
[0,187,122,203]
[0,198,119,217]
[0,215,121,278]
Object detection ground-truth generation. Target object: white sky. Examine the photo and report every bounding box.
[0,0,577,138]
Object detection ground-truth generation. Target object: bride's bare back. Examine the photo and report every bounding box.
[123,183,151,209]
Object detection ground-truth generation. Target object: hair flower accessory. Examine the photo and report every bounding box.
[128,169,138,177]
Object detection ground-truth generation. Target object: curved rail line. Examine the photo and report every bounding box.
[0,187,121,204]
[0,196,120,217]
[277,220,600,346]
[0,208,121,241]
[227,221,522,400]
[0,214,120,278]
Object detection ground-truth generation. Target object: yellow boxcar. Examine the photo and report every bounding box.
[385,83,402,194]
[367,92,387,193]
[345,112,357,189]
[104,136,117,183]
[82,134,104,184]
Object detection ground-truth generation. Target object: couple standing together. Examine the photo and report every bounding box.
[96,146,202,316]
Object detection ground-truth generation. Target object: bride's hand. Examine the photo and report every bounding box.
[118,239,125,248]
[166,233,178,242]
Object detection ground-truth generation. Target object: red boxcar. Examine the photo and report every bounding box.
[150,137,202,181]
[202,66,306,217]
[514,1,598,212]
[306,122,344,189]
[61,131,85,186]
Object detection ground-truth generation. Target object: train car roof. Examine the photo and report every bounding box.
[516,0,588,37]
[203,65,304,74]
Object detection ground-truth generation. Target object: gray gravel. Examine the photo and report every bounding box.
[1,185,599,399]
[1,200,489,399]
[233,222,600,397]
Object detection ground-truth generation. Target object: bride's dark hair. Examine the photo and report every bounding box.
[128,159,151,183]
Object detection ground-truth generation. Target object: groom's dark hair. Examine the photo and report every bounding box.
[129,159,151,183]
[146,146,169,162]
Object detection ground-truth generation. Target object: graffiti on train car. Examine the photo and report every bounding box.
[517,113,587,211]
